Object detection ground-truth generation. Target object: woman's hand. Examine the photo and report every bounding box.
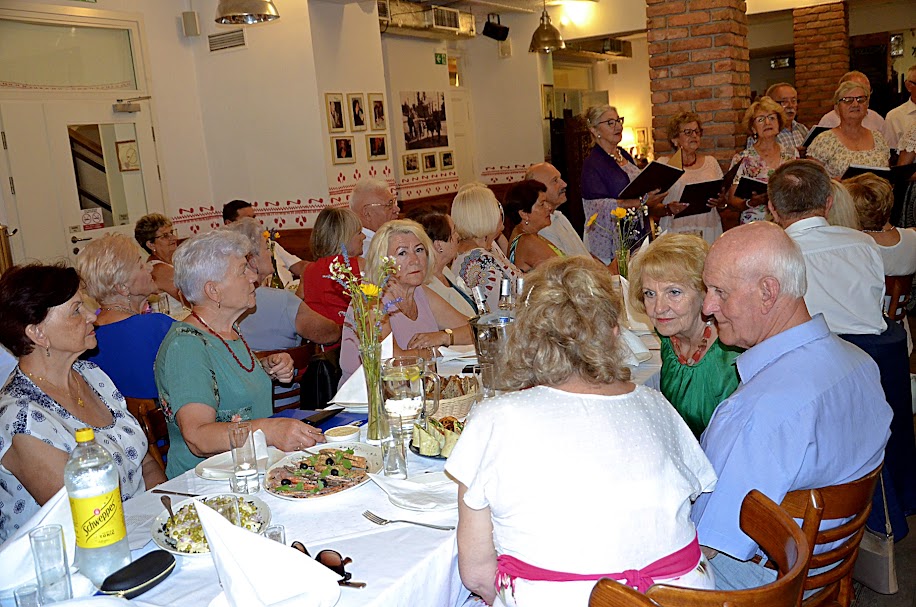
[708,190,730,210]
[746,192,769,208]
[617,198,643,209]
[408,330,449,350]
[261,352,294,383]
[259,417,326,452]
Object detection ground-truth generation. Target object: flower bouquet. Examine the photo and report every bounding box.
[585,206,646,279]
[262,230,284,289]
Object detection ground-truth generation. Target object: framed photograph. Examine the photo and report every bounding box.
[635,127,648,146]
[421,151,438,173]
[439,150,454,170]
[402,153,419,174]
[325,93,346,133]
[331,136,356,164]
[115,140,140,172]
[399,90,448,149]
[368,93,386,131]
[347,93,367,131]
[366,134,388,160]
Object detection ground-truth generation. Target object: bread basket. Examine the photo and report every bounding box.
[432,393,476,420]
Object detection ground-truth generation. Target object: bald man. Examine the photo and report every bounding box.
[525,163,590,257]
[817,71,886,132]
[349,178,400,256]
[692,221,891,589]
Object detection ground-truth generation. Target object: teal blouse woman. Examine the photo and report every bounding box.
[628,234,741,436]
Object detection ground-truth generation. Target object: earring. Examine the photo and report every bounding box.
[217,300,221,309]
[45,346,50,357]
[525,220,529,226]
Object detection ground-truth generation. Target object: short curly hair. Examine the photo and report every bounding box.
[499,256,630,390]
[666,111,703,143]
[833,80,870,106]
[0,263,81,356]
[743,96,787,135]
[134,213,172,254]
[75,233,147,302]
[627,234,709,316]
[844,173,894,231]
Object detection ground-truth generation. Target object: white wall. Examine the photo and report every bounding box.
[549,3,646,38]
[593,35,652,153]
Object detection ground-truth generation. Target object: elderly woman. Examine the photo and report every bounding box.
[826,181,861,230]
[135,213,188,320]
[628,234,741,436]
[411,209,476,317]
[340,220,474,385]
[581,105,666,264]
[0,264,166,541]
[298,207,366,324]
[76,234,175,399]
[447,256,716,606]
[154,231,324,478]
[728,97,798,224]
[504,179,564,272]
[807,81,891,179]
[451,184,521,312]
[845,173,916,277]
[656,112,726,244]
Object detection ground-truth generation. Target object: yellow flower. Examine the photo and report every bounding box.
[262,230,271,239]
[273,231,281,240]
[611,207,628,219]
[360,283,381,298]
[585,213,599,228]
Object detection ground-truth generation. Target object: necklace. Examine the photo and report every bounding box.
[863,226,895,233]
[670,322,713,366]
[23,368,85,407]
[610,147,625,164]
[100,303,137,316]
[190,311,256,373]
[683,153,698,168]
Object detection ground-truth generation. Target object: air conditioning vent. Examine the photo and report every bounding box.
[377,0,390,22]
[208,28,247,52]
[427,6,459,31]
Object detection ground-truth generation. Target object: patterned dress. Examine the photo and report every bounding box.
[0,361,147,542]
[729,142,798,224]
[451,245,521,313]
[806,129,891,179]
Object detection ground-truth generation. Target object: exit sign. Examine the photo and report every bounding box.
[435,53,446,65]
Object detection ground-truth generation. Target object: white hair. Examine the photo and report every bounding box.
[350,178,390,212]
[764,236,807,299]
[173,230,250,305]
[222,217,262,257]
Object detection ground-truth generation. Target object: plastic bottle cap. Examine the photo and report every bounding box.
[75,428,95,443]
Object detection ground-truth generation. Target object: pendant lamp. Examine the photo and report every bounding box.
[215,0,280,25]
[528,0,564,53]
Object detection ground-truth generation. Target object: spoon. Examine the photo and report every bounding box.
[161,495,176,526]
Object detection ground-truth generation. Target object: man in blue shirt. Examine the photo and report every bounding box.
[693,220,892,588]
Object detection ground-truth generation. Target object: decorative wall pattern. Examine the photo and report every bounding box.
[397,171,460,200]
[480,164,528,185]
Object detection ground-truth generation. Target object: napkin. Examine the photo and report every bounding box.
[195,500,340,607]
[368,471,458,511]
[618,326,652,367]
[437,345,477,362]
[197,444,283,481]
[618,275,653,333]
[331,334,394,405]
[253,430,269,474]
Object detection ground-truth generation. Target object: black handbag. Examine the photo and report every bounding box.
[300,346,341,409]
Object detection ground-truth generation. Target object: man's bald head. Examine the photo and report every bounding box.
[525,162,567,209]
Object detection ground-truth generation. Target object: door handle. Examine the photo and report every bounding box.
[71,235,92,243]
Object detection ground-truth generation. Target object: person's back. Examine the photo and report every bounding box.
[238,286,302,351]
[86,313,175,399]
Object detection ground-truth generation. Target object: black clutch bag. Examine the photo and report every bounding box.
[99,550,176,599]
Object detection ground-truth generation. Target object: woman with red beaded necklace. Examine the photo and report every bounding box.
[154,231,325,478]
[628,234,742,437]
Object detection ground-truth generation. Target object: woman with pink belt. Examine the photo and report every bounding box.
[447,256,717,606]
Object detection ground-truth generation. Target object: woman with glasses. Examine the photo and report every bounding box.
[726,97,798,224]
[807,82,891,179]
[656,112,726,244]
[134,213,189,320]
[581,105,666,265]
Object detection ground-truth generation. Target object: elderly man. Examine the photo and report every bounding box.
[525,163,590,257]
[747,83,809,152]
[693,220,891,589]
[817,71,886,132]
[221,199,305,287]
[883,65,916,152]
[349,178,399,256]
[767,160,886,336]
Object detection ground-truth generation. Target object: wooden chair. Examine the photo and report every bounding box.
[590,578,659,606]
[883,274,913,323]
[637,489,819,607]
[779,465,882,607]
[255,343,317,412]
[125,397,169,474]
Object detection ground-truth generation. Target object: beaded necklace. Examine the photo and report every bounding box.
[670,322,713,366]
[190,311,256,373]
[100,303,137,316]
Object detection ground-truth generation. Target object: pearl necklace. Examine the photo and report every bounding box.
[863,226,895,233]
[190,311,256,373]
[24,368,85,407]
[611,147,625,164]
[670,322,713,366]
[100,303,137,316]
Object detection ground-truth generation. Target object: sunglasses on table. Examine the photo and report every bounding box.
[291,541,366,588]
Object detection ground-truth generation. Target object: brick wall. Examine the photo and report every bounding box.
[647,0,750,167]
[793,2,850,128]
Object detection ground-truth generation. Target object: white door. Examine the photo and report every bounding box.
[446,89,478,186]
[0,99,163,264]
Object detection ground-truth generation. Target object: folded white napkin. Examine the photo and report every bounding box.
[437,345,477,362]
[618,326,652,366]
[197,444,284,481]
[195,501,340,607]
[368,471,458,511]
[618,275,653,333]
[331,334,394,405]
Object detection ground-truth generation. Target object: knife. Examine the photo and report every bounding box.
[152,489,200,498]
[302,408,343,427]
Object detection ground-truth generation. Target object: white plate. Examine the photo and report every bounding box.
[340,403,369,413]
[265,442,382,501]
[194,447,286,480]
[150,494,271,557]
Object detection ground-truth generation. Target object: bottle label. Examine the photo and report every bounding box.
[69,487,126,549]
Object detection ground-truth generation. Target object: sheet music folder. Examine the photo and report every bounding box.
[617,161,685,200]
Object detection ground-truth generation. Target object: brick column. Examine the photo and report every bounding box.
[647,0,750,167]
[793,2,849,128]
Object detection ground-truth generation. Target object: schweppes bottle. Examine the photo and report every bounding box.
[64,428,131,586]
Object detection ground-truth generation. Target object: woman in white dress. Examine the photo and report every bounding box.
[447,256,717,607]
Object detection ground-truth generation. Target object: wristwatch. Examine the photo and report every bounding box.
[443,328,454,346]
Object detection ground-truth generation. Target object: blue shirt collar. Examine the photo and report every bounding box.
[736,314,830,383]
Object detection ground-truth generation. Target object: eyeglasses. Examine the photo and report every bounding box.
[597,117,624,127]
[753,114,779,124]
[838,95,869,105]
[290,542,365,588]
[680,128,703,137]
[776,98,797,106]
[366,198,398,210]
[154,229,178,240]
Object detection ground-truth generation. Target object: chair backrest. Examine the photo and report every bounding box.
[883,274,913,323]
[590,578,659,607]
[255,343,317,412]
[779,465,882,607]
[645,489,818,607]
[125,397,169,473]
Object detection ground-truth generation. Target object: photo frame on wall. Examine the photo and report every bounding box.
[367,134,388,160]
[116,140,140,172]
[439,150,454,170]
[347,93,367,131]
[403,153,419,174]
[635,127,648,146]
[331,136,356,164]
[325,93,346,133]
[421,151,438,173]
[368,93,386,131]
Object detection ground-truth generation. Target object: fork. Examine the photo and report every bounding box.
[362,510,455,531]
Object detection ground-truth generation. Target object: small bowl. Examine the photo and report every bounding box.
[324,425,361,443]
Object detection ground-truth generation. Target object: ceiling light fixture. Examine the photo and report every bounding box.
[529,0,565,53]
[215,0,280,25]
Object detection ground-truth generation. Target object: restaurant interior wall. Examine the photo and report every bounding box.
[592,35,653,158]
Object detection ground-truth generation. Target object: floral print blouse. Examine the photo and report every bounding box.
[730,142,798,224]
[806,129,890,180]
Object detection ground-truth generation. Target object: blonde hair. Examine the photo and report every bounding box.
[500,256,630,390]
[311,207,362,258]
[450,185,501,240]
[76,233,147,302]
[743,96,787,135]
[826,181,861,230]
[367,219,435,285]
[844,173,894,231]
[833,80,870,105]
[627,234,709,315]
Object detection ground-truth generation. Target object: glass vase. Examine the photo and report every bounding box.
[360,342,388,444]
[616,248,630,280]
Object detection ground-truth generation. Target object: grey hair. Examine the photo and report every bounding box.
[172,230,250,305]
[222,217,263,257]
[349,178,390,212]
[765,236,806,299]
[833,80,869,105]
[584,105,618,127]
